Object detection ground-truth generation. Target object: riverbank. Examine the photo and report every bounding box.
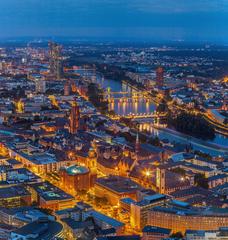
[93,72,228,156]
[153,126,228,155]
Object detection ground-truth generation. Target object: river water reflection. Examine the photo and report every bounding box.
[95,76,228,156]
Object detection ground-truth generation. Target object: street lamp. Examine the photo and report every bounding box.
[180,177,185,181]
[145,170,151,177]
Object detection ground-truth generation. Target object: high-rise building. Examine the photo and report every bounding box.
[156,67,164,88]
[35,79,46,94]
[49,41,63,80]
[64,81,71,96]
[69,101,80,134]
[0,62,5,72]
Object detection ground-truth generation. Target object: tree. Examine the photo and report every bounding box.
[120,117,132,127]
[94,196,108,207]
[156,100,168,113]
[139,134,147,143]
[36,207,53,215]
[108,110,116,117]
[77,189,87,197]
[164,90,172,102]
[119,132,135,143]
[168,112,215,140]
[34,115,41,121]
[170,232,183,239]
[31,201,38,207]
[171,167,186,177]
[87,83,108,111]
[99,196,108,205]
[148,136,162,147]
[194,173,209,189]
[95,119,107,128]
[194,150,212,161]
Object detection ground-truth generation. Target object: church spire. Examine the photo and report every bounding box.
[135,132,140,154]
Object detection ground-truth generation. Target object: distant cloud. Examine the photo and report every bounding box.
[128,0,228,13]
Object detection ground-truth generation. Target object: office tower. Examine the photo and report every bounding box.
[49,41,63,80]
[35,79,46,94]
[0,61,6,73]
[64,81,70,96]
[69,101,80,134]
[0,62,4,71]
[156,66,164,88]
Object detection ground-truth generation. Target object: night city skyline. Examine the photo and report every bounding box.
[0,1,228,240]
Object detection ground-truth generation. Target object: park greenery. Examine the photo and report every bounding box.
[87,83,108,113]
[194,173,209,189]
[168,112,215,140]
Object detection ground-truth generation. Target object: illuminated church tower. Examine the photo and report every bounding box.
[64,81,70,96]
[128,133,140,177]
[156,167,165,194]
[16,99,24,113]
[135,133,140,154]
[69,101,80,134]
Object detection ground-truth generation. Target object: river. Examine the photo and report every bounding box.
[76,70,228,156]
[95,77,228,156]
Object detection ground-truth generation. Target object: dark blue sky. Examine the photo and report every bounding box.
[0,0,228,42]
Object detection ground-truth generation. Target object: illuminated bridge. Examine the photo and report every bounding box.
[113,112,167,119]
[101,88,152,103]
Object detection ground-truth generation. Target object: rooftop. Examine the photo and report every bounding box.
[135,194,167,207]
[88,210,125,228]
[12,220,63,240]
[97,236,140,240]
[120,198,136,205]
[0,185,30,199]
[95,176,142,194]
[61,218,93,230]
[142,225,171,234]
[64,164,89,175]
[6,158,21,165]
[31,181,74,201]
[151,201,228,217]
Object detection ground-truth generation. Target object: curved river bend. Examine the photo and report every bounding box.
[96,77,228,156]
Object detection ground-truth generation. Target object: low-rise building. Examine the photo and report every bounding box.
[130,194,169,230]
[148,200,228,234]
[0,223,16,240]
[0,186,31,208]
[142,225,171,240]
[84,210,125,235]
[0,206,54,228]
[208,174,228,189]
[28,181,75,211]
[95,176,142,205]
[10,220,63,240]
[60,164,92,194]
[62,218,95,239]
